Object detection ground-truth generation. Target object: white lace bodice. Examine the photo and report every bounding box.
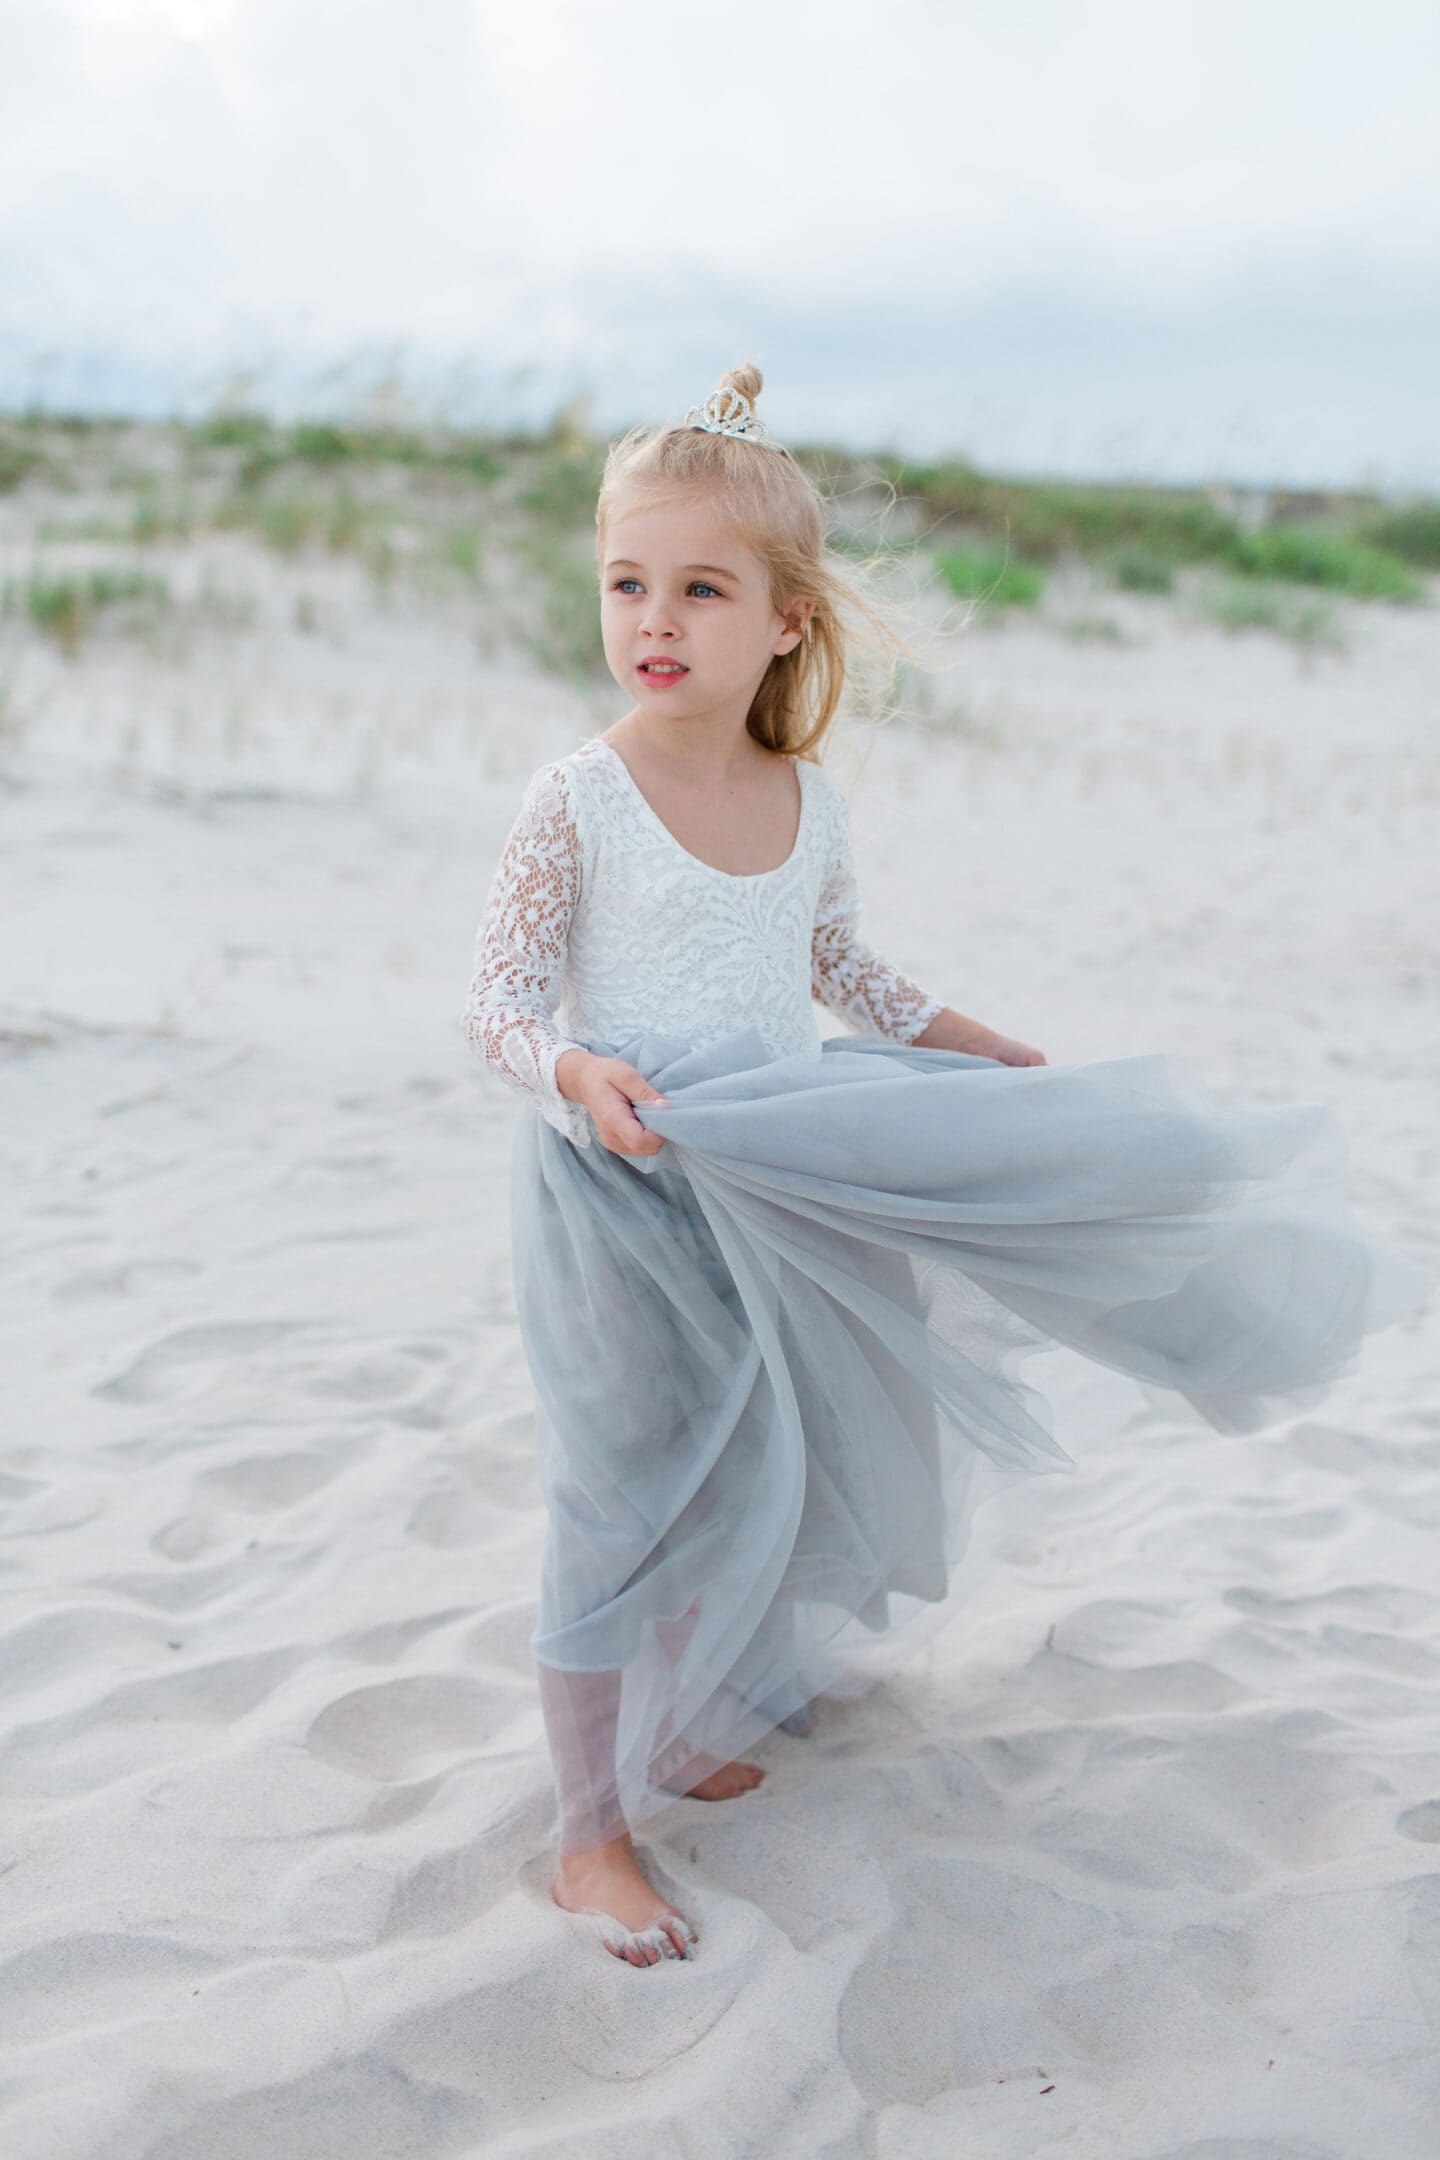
[464,735,944,1146]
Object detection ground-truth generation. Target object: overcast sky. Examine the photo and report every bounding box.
[2,0,1436,489]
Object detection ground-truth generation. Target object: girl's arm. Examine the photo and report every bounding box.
[810,792,946,1041]
[464,761,595,1147]
[811,791,1044,1062]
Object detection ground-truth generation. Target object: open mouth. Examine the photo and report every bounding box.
[638,662,689,677]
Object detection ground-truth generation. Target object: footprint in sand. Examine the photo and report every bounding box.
[305,1674,502,1780]
[303,1353,422,1404]
[150,1512,218,1561]
[92,1321,302,1404]
[1397,1800,1440,1843]
[196,1448,351,1513]
[52,1258,202,1305]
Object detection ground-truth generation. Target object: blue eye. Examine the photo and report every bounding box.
[609,579,722,598]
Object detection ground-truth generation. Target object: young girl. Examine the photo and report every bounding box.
[464,362,1429,1970]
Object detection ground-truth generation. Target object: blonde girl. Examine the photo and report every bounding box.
[465,363,1427,1968]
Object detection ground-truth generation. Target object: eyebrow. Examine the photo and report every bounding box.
[605,559,741,580]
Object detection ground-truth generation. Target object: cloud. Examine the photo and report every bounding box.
[1,0,1436,485]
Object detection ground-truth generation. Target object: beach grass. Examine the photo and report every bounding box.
[933,547,1046,609]
[1186,573,1348,648]
[1108,544,1177,593]
[1223,525,1423,600]
[0,398,1434,687]
[881,459,1242,563]
[4,564,172,655]
[1359,499,1440,567]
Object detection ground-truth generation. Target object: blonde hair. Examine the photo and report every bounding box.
[595,360,917,761]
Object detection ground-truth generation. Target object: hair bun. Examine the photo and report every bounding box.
[719,361,764,405]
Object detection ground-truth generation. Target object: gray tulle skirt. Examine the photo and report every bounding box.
[509,1026,1430,1855]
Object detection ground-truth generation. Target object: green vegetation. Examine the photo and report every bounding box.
[4,565,171,655]
[511,529,605,678]
[517,444,607,526]
[434,524,487,582]
[1361,499,1440,568]
[1108,544,1176,593]
[880,456,1430,614]
[0,393,1433,681]
[934,547,1045,609]
[190,409,505,485]
[130,488,197,542]
[1188,575,1346,650]
[882,459,1241,564]
[1059,612,1129,643]
[0,434,55,493]
[1224,525,1422,600]
[192,410,276,453]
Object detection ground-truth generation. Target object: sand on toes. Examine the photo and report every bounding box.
[552,1855,698,1966]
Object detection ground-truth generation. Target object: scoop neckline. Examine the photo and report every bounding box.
[587,735,811,882]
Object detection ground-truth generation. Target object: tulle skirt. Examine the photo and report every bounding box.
[509,1026,1431,1856]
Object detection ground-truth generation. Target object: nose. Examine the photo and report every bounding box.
[639,598,680,639]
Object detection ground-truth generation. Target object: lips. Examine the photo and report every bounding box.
[638,662,689,675]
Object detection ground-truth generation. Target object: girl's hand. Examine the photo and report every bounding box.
[914,1009,1046,1068]
[563,1052,670,1155]
[981,1031,1047,1068]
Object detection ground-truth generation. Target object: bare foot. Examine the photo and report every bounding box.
[552,1833,697,1967]
[682,1758,766,1801]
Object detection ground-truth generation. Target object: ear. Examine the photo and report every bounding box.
[774,598,815,656]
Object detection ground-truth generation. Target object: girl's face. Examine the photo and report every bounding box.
[599,490,809,732]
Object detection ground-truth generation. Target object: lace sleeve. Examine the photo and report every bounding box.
[463,761,593,1147]
[811,789,945,1044]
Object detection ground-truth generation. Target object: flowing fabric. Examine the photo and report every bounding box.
[509,1027,1431,1856]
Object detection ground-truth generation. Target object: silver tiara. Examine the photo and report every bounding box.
[681,385,787,451]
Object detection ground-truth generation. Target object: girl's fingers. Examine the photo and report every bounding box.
[620,1066,668,1107]
[599,1085,667,1154]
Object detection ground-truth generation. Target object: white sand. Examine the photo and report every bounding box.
[3,543,1438,2158]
